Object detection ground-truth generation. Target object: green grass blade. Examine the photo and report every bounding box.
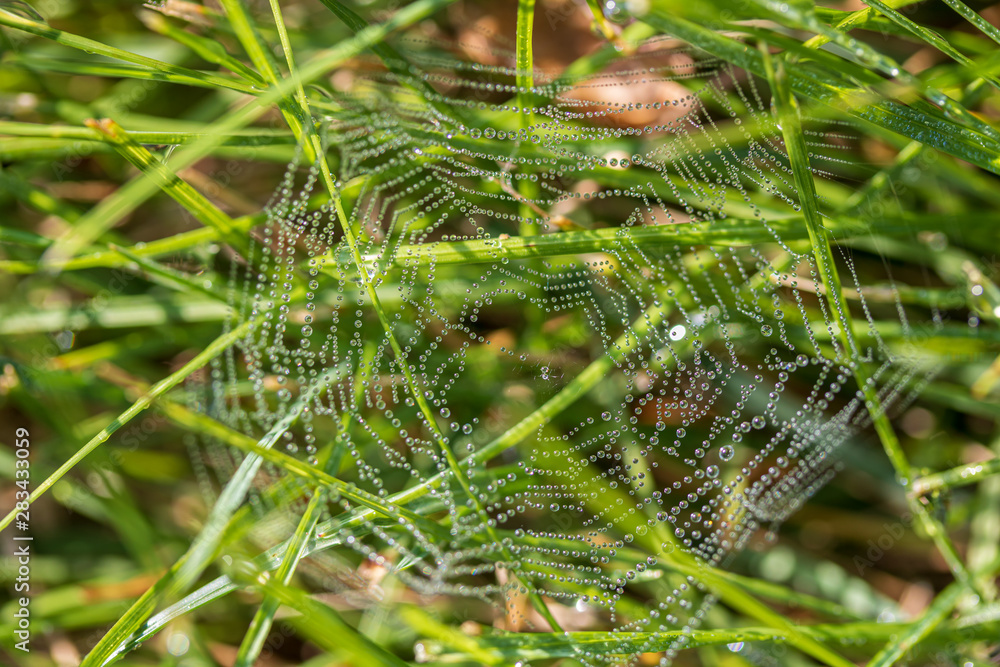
[805,0,919,49]
[911,457,1000,496]
[80,366,347,667]
[0,120,293,143]
[233,492,321,667]
[761,40,983,599]
[0,169,82,224]
[234,569,409,667]
[968,430,1000,594]
[0,318,252,532]
[0,7,261,94]
[9,54,260,94]
[138,10,266,85]
[865,583,964,667]
[42,118,248,265]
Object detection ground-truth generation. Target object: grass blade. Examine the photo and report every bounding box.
[81,366,348,666]
[911,457,1000,496]
[865,583,964,667]
[0,7,260,93]
[761,40,983,599]
[42,119,248,265]
[9,54,260,94]
[640,4,1000,175]
[0,319,252,532]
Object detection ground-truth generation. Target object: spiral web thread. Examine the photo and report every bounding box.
[187,33,939,665]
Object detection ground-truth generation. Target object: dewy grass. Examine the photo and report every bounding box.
[2,0,1000,666]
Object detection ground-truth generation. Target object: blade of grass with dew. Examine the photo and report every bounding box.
[911,457,1000,496]
[761,40,983,599]
[940,0,1000,48]
[638,3,1000,175]
[861,0,1000,91]
[375,212,1000,268]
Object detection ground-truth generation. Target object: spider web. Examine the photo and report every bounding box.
[186,27,939,666]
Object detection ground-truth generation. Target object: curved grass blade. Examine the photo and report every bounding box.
[138,10,266,85]
[8,55,259,94]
